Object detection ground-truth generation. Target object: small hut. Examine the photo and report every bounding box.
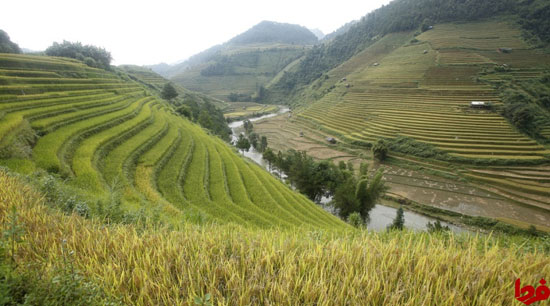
[470,101,492,109]
[498,47,513,53]
[326,137,337,144]
[373,63,379,67]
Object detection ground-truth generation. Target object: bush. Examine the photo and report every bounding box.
[372,139,388,161]
[347,212,364,228]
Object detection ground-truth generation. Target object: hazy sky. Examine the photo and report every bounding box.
[2,0,392,66]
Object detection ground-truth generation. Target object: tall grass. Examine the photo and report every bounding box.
[1,169,549,305]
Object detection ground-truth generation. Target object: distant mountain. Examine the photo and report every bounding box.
[154,21,317,101]
[227,21,318,46]
[309,28,325,40]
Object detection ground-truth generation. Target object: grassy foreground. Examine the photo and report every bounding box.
[1,169,549,305]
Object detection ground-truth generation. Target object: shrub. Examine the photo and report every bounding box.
[372,139,388,161]
[347,212,364,228]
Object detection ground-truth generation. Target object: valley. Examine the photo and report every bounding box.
[1,0,550,304]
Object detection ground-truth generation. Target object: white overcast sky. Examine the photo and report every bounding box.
[2,0,392,66]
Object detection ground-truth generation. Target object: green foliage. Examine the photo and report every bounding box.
[235,134,250,152]
[388,207,405,230]
[355,170,386,221]
[500,78,550,142]
[175,104,192,119]
[426,220,450,233]
[359,162,368,176]
[262,148,276,170]
[45,41,112,70]
[347,212,364,228]
[194,293,212,306]
[259,136,268,153]
[198,110,213,130]
[332,177,360,219]
[0,30,21,54]
[387,137,444,159]
[338,161,346,170]
[243,119,253,134]
[161,83,178,100]
[248,132,258,149]
[228,92,252,102]
[372,139,388,161]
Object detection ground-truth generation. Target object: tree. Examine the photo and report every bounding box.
[263,148,276,171]
[198,110,213,130]
[426,220,450,233]
[355,170,386,221]
[236,134,251,153]
[161,83,178,100]
[248,132,258,149]
[45,41,111,69]
[243,120,253,134]
[373,139,388,161]
[338,161,347,170]
[347,212,364,228]
[332,177,360,219]
[0,30,21,54]
[259,136,268,153]
[388,207,405,230]
[175,105,192,119]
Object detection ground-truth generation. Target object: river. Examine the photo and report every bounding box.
[229,108,464,232]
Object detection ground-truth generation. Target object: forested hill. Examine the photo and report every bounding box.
[268,0,550,98]
[155,21,318,101]
[150,21,317,79]
[227,21,318,46]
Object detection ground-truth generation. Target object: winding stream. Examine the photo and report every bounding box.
[229,108,464,232]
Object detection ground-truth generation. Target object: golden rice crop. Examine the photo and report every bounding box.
[1,169,548,305]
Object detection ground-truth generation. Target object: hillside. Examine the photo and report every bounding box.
[154,21,317,101]
[267,0,550,98]
[119,65,232,139]
[258,16,550,221]
[0,53,344,229]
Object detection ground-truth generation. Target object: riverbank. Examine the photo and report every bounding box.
[229,108,466,233]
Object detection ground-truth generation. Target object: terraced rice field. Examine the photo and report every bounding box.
[292,19,550,212]
[0,54,345,229]
[298,20,550,160]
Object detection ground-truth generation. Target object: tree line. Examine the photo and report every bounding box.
[261,148,386,222]
[45,41,112,70]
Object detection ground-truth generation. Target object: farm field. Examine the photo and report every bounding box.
[0,54,345,229]
[2,169,550,304]
[223,101,279,119]
[254,112,550,228]
[287,19,550,217]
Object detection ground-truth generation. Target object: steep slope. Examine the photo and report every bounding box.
[268,0,550,101]
[286,17,550,211]
[156,21,317,101]
[0,53,345,229]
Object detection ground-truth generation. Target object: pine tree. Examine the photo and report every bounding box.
[389,207,405,230]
